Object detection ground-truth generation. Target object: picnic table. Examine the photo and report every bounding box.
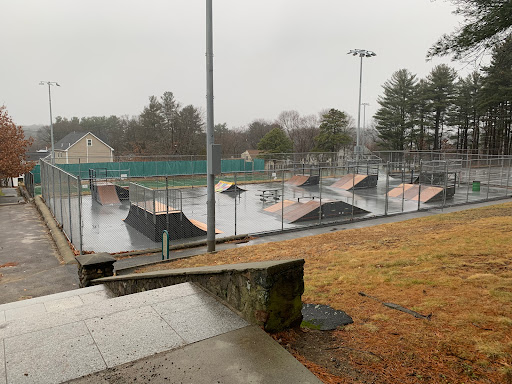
[257,189,281,202]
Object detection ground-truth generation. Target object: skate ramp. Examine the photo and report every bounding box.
[94,183,121,205]
[287,175,319,187]
[264,199,368,223]
[387,184,455,203]
[215,180,246,193]
[125,202,222,242]
[331,174,378,190]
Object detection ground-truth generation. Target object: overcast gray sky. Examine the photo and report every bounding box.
[2,0,469,129]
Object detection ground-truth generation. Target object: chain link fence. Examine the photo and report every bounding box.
[38,155,512,255]
[40,159,83,255]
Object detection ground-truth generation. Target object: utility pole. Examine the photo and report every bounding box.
[206,0,215,252]
[39,81,60,164]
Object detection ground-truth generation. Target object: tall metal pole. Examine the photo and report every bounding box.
[356,55,363,161]
[348,49,375,162]
[206,0,216,252]
[362,102,369,152]
[48,84,55,164]
[39,81,59,164]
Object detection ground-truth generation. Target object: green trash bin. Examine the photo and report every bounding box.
[472,181,481,192]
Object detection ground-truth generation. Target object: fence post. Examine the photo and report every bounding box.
[281,169,285,232]
[442,161,448,209]
[506,158,511,197]
[385,162,389,216]
[153,188,156,226]
[351,171,356,219]
[166,176,169,233]
[318,167,322,225]
[234,172,237,236]
[59,170,64,224]
[52,166,56,215]
[417,160,422,211]
[68,174,73,243]
[78,176,83,256]
[486,161,491,200]
[401,163,405,212]
[466,159,472,203]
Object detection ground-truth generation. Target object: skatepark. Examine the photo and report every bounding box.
[35,153,512,254]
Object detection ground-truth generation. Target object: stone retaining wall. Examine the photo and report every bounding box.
[94,259,305,332]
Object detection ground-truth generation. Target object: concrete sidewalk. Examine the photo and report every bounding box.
[0,283,321,384]
[0,202,79,304]
[0,188,24,205]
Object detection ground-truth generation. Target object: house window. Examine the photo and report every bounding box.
[87,139,92,146]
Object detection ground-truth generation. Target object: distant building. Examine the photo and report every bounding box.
[53,132,114,164]
[241,149,261,162]
[26,148,49,162]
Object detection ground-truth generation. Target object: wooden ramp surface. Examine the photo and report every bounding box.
[387,184,444,202]
[283,200,321,222]
[215,180,246,193]
[331,174,368,190]
[96,184,121,205]
[287,175,310,186]
[387,183,415,198]
[264,200,297,213]
[134,201,179,214]
[412,186,444,202]
[189,218,223,234]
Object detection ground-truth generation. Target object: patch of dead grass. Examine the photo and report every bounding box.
[138,201,512,383]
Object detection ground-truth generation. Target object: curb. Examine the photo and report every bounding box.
[34,195,77,265]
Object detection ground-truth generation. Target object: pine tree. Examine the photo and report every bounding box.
[425,64,457,150]
[479,37,512,154]
[374,69,418,150]
[313,109,351,152]
[428,0,512,60]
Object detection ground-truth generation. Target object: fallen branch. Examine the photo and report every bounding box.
[358,292,432,321]
[472,322,493,331]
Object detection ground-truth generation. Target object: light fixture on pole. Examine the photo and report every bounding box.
[39,81,60,164]
[361,102,370,150]
[347,49,376,161]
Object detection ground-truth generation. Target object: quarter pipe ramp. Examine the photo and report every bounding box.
[124,202,222,242]
[286,175,320,187]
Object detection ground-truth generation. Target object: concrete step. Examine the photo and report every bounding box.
[0,285,114,324]
[0,282,249,384]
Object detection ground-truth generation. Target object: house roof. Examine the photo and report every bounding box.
[245,150,261,155]
[54,132,114,151]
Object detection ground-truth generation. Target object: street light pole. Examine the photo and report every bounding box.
[362,102,370,150]
[205,0,215,252]
[39,81,60,164]
[347,49,376,161]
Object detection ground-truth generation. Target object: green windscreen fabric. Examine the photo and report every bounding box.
[51,158,264,179]
[32,164,41,183]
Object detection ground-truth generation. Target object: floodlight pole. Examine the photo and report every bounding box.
[39,81,60,164]
[206,0,215,252]
[348,49,376,162]
[362,102,370,149]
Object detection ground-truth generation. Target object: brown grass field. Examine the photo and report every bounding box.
[138,202,512,383]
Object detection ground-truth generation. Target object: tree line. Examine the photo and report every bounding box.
[36,92,363,158]
[376,36,512,155]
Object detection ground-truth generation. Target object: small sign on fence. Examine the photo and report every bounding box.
[162,230,169,260]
